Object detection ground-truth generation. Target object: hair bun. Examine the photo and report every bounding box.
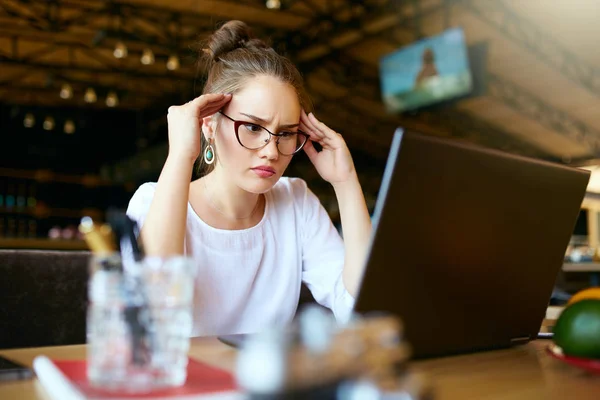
[204,20,268,62]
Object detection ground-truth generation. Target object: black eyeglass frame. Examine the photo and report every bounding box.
[218,111,309,156]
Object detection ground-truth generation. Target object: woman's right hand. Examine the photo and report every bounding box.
[166,93,232,163]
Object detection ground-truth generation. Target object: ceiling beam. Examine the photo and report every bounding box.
[15,0,309,27]
[0,0,291,67]
[290,0,323,15]
[289,0,446,66]
[204,0,314,19]
[487,73,600,154]
[0,56,196,81]
[422,106,571,161]
[0,38,76,86]
[0,22,195,57]
[0,0,296,110]
[459,0,600,100]
[0,0,47,31]
[48,1,109,31]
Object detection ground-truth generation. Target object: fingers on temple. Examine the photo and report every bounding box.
[300,112,325,139]
[307,112,338,138]
[192,93,232,117]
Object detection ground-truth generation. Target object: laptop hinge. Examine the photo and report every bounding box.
[510,336,530,345]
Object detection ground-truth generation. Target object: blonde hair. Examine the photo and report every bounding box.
[195,20,311,177]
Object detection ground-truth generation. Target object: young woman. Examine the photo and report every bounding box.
[126,20,372,336]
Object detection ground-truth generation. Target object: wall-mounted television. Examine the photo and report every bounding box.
[379,27,473,113]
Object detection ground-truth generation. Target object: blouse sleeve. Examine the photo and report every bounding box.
[120,182,156,260]
[294,179,355,324]
[125,182,157,230]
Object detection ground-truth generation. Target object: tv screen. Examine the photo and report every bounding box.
[379,27,473,113]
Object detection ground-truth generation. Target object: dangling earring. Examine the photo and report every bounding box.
[204,139,215,165]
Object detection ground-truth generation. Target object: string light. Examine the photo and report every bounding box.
[23,113,35,128]
[141,48,155,65]
[266,0,281,9]
[113,40,128,59]
[59,83,73,99]
[23,113,78,133]
[64,119,76,134]
[84,87,97,103]
[166,54,180,71]
[43,116,55,131]
[106,91,119,107]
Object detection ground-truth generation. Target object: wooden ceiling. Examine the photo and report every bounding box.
[2,0,600,187]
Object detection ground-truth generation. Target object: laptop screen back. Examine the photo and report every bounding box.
[354,129,590,358]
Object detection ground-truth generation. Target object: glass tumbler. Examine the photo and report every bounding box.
[86,254,196,392]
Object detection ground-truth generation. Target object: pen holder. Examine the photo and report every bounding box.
[86,254,196,393]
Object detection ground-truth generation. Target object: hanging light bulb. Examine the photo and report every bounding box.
[106,91,119,107]
[113,40,128,59]
[140,48,155,65]
[59,83,73,99]
[84,87,97,103]
[64,119,76,134]
[166,54,180,71]
[43,116,55,131]
[266,0,281,9]
[23,113,35,128]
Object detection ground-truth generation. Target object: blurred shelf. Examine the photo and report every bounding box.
[563,263,600,272]
[541,306,564,333]
[0,206,102,219]
[0,167,121,187]
[0,238,89,251]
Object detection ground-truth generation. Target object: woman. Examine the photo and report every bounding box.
[126,20,372,336]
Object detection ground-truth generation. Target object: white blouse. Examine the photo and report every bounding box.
[126,177,355,336]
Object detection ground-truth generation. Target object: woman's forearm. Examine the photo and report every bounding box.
[332,173,372,297]
[139,155,194,256]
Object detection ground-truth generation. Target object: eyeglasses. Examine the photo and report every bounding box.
[219,111,309,156]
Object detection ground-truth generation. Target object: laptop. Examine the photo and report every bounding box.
[353,128,590,359]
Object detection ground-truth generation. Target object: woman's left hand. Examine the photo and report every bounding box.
[300,110,357,185]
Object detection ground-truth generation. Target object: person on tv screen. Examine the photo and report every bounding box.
[125,20,371,336]
[415,47,439,87]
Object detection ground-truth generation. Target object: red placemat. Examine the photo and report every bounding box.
[37,357,238,399]
[547,343,600,375]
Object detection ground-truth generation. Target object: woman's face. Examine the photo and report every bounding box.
[203,74,302,194]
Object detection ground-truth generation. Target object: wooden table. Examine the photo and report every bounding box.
[1,338,599,399]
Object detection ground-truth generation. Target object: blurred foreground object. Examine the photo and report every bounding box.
[567,287,600,305]
[553,299,600,360]
[236,306,433,399]
[80,215,197,393]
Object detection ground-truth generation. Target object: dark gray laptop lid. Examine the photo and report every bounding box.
[354,128,590,359]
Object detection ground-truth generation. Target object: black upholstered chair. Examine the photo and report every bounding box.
[0,250,90,349]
